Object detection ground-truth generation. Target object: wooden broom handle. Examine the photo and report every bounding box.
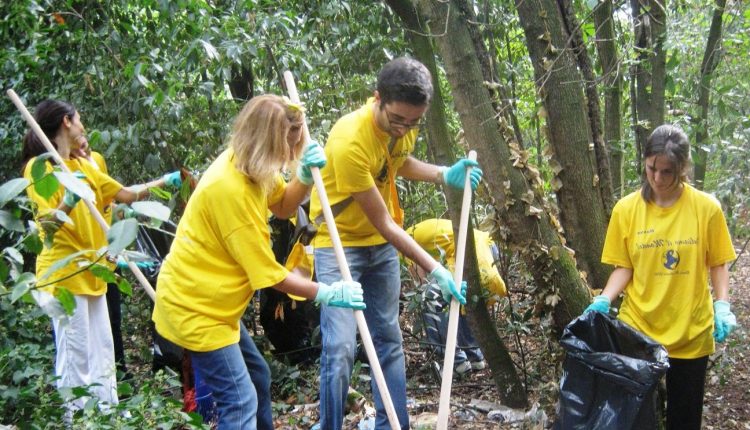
[437,150,477,429]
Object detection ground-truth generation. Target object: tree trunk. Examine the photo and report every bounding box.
[558,0,615,216]
[630,0,669,158]
[514,0,612,290]
[593,0,624,198]
[693,0,727,190]
[406,0,591,337]
[385,0,529,409]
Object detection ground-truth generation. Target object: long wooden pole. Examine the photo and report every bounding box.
[437,150,477,429]
[7,89,156,301]
[283,71,401,430]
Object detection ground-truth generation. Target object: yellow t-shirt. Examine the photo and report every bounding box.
[602,184,736,358]
[407,219,507,297]
[23,157,123,296]
[152,148,289,352]
[310,99,417,247]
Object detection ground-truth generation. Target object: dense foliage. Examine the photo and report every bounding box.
[1,0,748,427]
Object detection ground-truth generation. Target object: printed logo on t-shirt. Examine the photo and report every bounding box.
[662,249,680,270]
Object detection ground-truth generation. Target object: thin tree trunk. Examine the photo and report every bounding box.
[385,0,529,408]
[558,0,615,215]
[630,0,668,152]
[693,0,727,189]
[513,0,612,290]
[410,0,591,337]
[593,0,624,198]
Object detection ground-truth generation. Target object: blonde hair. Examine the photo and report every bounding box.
[229,94,305,193]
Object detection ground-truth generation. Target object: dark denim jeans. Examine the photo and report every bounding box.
[315,243,409,430]
[189,324,272,430]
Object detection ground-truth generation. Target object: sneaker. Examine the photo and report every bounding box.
[471,360,487,370]
[455,361,472,375]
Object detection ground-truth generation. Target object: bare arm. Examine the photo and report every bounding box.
[271,271,320,300]
[396,156,442,184]
[599,266,633,301]
[115,177,170,204]
[268,178,311,219]
[710,263,730,302]
[351,186,439,273]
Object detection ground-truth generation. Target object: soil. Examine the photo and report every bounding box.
[271,243,750,429]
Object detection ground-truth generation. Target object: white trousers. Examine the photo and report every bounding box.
[52,294,118,411]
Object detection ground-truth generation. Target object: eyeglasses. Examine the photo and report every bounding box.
[384,108,424,131]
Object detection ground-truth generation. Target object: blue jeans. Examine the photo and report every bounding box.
[189,324,272,430]
[423,283,484,364]
[315,244,409,430]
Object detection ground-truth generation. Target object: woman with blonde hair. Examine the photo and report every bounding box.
[152,94,365,429]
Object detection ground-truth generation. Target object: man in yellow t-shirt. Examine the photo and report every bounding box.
[309,57,483,430]
[407,218,508,374]
[584,125,736,430]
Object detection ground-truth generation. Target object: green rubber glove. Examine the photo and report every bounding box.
[296,141,327,186]
[441,159,483,190]
[315,280,366,310]
[713,300,737,343]
[584,295,611,314]
[429,266,466,304]
[116,257,156,271]
[163,171,182,188]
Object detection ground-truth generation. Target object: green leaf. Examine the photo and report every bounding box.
[0,259,9,283]
[23,231,44,255]
[39,249,90,281]
[56,287,76,315]
[30,154,53,182]
[33,173,59,200]
[90,263,117,284]
[0,210,25,232]
[53,171,96,202]
[0,178,30,207]
[107,218,138,255]
[10,273,35,303]
[4,247,24,265]
[131,201,172,222]
[118,278,133,296]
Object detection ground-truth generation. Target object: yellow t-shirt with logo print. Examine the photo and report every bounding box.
[310,98,417,248]
[23,157,123,296]
[152,148,289,352]
[601,184,736,358]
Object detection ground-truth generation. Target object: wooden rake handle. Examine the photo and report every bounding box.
[7,89,156,301]
[282,71,401,430]
[437,150,477,429]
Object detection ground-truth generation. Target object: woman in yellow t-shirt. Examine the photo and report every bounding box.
[151,95,365,429]
[585,124,737,430]
[21,99,184,416]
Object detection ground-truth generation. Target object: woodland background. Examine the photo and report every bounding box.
[1,0,748,428]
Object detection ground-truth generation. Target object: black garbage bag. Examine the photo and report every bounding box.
[554,311,670,430]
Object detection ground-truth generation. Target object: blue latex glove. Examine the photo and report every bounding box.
[441,159,483,190]
[296,141,327,186]
[62,171,86,208]
[429,266,466,305]
[163,171,183,188]
[116,257,156,271]
[584,295,611,314]
[713,300,737,343]
[315,280,366,310]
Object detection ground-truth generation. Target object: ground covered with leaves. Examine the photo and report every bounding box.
[267,246,750,430]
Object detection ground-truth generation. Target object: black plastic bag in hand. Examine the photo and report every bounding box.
[554,312,670,430]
